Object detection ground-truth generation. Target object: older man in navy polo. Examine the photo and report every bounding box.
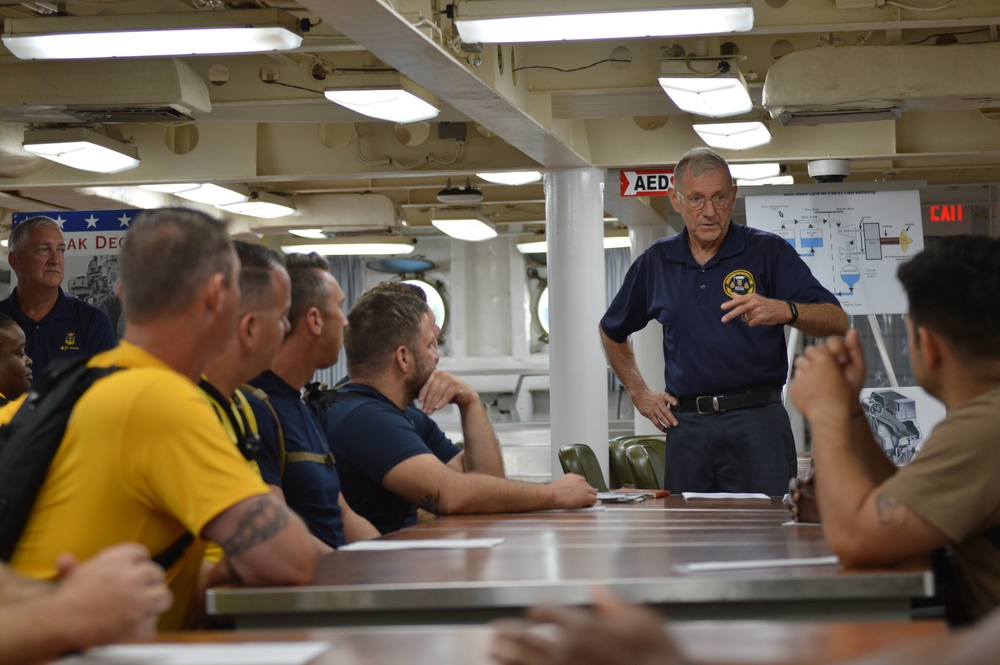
[0,216,116,376]
[600,147,848,495]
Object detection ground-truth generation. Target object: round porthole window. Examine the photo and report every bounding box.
[402,278,448,334]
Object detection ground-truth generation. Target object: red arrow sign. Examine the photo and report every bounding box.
[620,169,675,197]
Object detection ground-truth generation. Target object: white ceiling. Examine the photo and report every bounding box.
[1,0,1000,241]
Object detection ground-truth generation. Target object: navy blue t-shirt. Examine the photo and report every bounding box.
[322,382,462,535]
[0,287,116,376]
[246,370,345,548]
[601,224,841,397]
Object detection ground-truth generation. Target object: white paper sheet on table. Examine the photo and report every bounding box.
[681,492,770,500]
[57,641,330,665]
[674,555,840,574]
[339,538,504,551]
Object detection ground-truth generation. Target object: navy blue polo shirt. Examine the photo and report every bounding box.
[322,382,462,535]
[246,370,345,548]
[601,223,840,397]
[0,287,116,377]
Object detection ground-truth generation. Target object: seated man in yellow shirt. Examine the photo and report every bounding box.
[4,208,317,631]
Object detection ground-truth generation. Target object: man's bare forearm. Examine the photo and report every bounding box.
[459,398,505,477]
[794,302,848,337]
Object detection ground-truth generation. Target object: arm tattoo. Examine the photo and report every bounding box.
[417,491,442,515]
[874,491,910,527]
[219,495,289,557]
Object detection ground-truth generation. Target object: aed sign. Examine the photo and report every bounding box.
[928,204,966,223]
[620,169,674,197]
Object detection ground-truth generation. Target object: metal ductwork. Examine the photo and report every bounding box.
[763,42,1000,126]
[0,58,211,124]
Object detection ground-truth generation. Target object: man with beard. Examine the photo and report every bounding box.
[320,289,596,535]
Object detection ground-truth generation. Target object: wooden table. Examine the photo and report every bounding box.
[207,497,934,628]
[139,620,947,665]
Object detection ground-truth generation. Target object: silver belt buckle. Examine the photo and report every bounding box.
[695,395,719,415]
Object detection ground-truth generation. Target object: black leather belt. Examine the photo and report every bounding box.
[673,388,783,415]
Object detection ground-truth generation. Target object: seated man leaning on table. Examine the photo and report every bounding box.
[317,288,597,535]
[787,236,1000,624]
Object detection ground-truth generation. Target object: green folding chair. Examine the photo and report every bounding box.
[558,444,609,492]
[626,444,664,490]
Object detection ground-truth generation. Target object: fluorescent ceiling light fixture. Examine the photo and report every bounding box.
[221,191,296,219]
[283,236,416,256]
[289,228,328,239]
[3,8,303,60]
[658,60,752,118]
[140,183,201,194]
[453,1,753,43]
[729,163,781,180]
[23,127,139,174]
[476,171,542,186]
[693,121,771,151]
[737,175,794,186]
[324,72,439,123]
[432,211,498,242]
[516,233,630,254]
[141,182,249,205]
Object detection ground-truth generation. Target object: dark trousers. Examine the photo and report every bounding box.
[663,402,796,496]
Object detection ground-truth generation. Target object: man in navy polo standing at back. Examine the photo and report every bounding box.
[600,148,847,495]
[1,216,116,376]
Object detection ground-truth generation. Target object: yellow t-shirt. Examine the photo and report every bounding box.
[8,342,270,630]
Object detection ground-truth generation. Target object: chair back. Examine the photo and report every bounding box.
[626,444,664,490]
[572,443,609,492]
[557,445,585,479]
[608,439,634,489]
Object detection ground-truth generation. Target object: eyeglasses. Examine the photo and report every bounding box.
[674,188,734,212]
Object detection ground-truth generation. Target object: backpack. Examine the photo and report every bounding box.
[0,358,192,567]
[241,383,334,479]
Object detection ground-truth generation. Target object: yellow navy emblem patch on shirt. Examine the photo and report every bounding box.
[60,331,79,351]
[723,270,756,297]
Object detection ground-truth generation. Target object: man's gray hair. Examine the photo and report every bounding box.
[673,147,733,192]
[119,208,235,324]
[8,216,61,255]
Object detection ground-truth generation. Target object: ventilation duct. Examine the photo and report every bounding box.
[0,58,211,123]
[764,42,1000,125]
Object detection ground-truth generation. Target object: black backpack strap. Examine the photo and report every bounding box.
[241,383,288,478]
[153,532,194,570]
[199,379,261,462]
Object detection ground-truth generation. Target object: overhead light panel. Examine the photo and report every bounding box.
[283,235,416,256]
[693,121,771,151]
[23,127,139,174]
[432,210,498,242]
[324,72,439,123]
[289,228,328,239]
[437,178,484,204]
[738,175,794,186]
[3,8,304,60]
[516,232,631,254]
[658,59,752,118]
[476,171,542,186]
[141,183,249,206]
[453,0,753,43]
[729,163,781,180]
[221,191,296,219]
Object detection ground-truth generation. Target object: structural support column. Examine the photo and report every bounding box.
[546,168,610,481]
[627,222,668,436]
